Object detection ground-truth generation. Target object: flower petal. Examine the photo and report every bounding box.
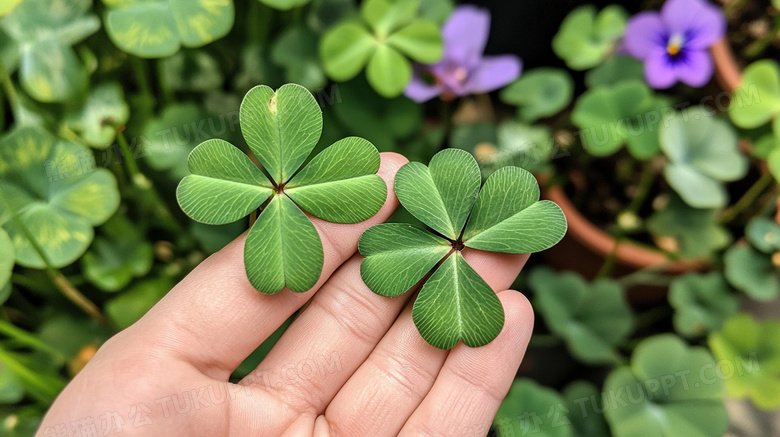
[624,12,667,59]
[674,49,714,87]
[404,70,443,102]
[661,0,725,49]
[464,55,522,94]
[644,48,678,89]
[442,5,490,69]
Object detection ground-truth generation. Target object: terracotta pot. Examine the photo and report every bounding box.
[541,184,707,304]
[711,37,742,93]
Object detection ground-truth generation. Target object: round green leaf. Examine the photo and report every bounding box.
[646,194,731,259]
[286,137,386,223]
[260,0,311,11]
[495,379,572,437]
[271,26,326,91]
[106,277,173,329]
[563,381,610,437]
[604,335,727,437]
[160,50,224,92]
[104,0,235,58]
[412,251,504,349]
[244,195,324,293]
[177,139,273,225]
[417,0,453,25]
[361,0,418,36]
[64,82,130,148]
[530,267,633,364]
[320,21,376,81]
[240,84,323,183]
[0,364,24,404]
[729,60,780,129]
[669,273,739,338]
[0,127,119,268]
[500,68,574,122]
[395,148,482,239]
[366,44,411,98]
[709,314,780,409]
[660,107,747,208]
[358,223,451,297]
[386,20,442,63]
[745,216,780,254]
[571,80,661,159]
[552,5,627,70]
[585,55,644,88]
[463,167,567,253]
[81,214,154,292]
[19,39,87,103]
[724,245,779,301]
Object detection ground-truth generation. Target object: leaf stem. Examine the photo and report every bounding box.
[130,56,155,113]
[0,347,65,403]
[0,56,20,121]
[0,191,107,324]
[0,320,64,362]
[719,171,775,224]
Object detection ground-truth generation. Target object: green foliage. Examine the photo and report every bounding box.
[359,149,567,349]
[271,26,327,91]
[106,277,173,328]
[0,228,13,294]
[500,68,574,123]
[177,84,386,293]
[552,5,627,70]
[320,0,442,97]
[159,50,224,93]
[494,379,573,437]
[729,60,780,130]
[103,0,235,58]
[81,214,154,292]
[0,0,99,102]
[724,244,779,301]
[709,314,780,409]
[530,267,633,364]
[660,107,748,209]
[668,273,739,338]
[646,195,731,259]
[604,335,728,437]
[64,82,130,148]
[585,55,644,88]
[572,80,664,159]
[746,216,780,253]
[563,381,610,437]
[260,0,311,11]
[0,0,23,17]
[0,126,120,268]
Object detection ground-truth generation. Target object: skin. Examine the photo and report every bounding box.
[37,153,534,437]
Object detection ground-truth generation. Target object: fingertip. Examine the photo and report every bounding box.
[496,289,535,345]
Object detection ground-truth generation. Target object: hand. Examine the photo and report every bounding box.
[37,153,534,437]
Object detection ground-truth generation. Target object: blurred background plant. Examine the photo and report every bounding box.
[1,0,779,435]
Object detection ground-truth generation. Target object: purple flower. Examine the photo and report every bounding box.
[624,0,726,89]
[404,5,522,103]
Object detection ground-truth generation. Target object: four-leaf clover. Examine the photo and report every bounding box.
[358,149,567,349]
[176,84,387,294]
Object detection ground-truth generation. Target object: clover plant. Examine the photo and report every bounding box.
[724,216,780,301]
[176,84,387,294]
[494,379,572,437]
[358,149,567,349]
[646,194,731,259]
[102,0,235,58]
[64,82,130,149]
[668,273,738,338]
[729,60,780,134]
[320,0,443,97]
[500,68,574,123]
[552,5,627,70]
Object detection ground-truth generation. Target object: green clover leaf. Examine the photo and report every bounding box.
[585,55,644,88]
[552,5,627,70]
[0,228,13,299]
[660,107,748,209]
[103,0,235,58]
[0,126,120,269]
[494,379,572,437]
[668,273,739,338]
[604,335,728,437]
[64,82,130,149]
[745,216,780,254]
[571,80,666,159]
[646,194,731,259]
[271,26,327,92]
[729,60,780,131]
[259,0,311,11]
[530,267,633,364]
[0,0,99,102]
[359,149,567,349]
[500,68,574,123]
[709,314,780,410]
[724,244,779,301]
[563,381,610,437]
[320,0,442,97]
[176,84,387,294]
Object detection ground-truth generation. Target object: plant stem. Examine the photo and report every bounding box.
[719,171,775,224]
[0,347,65,403]
[0,56,20,121]
[0,191,107,324]
[130,56,155,113]
[0,320,64,362]
[116,130,185,233]
[529,333,563,347]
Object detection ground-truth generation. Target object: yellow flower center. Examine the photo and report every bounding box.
[666,34,684,56]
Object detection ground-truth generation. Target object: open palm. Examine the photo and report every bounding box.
[37,154,534,437]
